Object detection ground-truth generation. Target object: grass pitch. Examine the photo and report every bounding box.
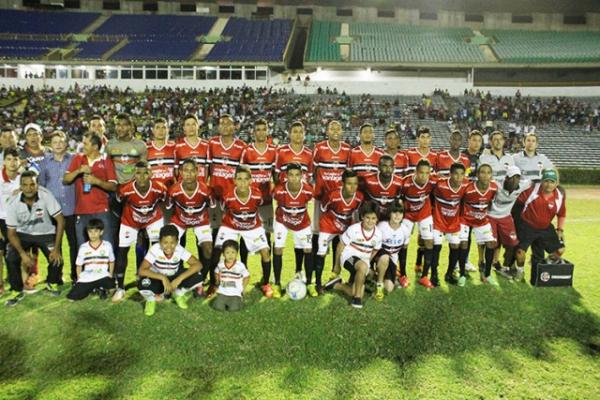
[1,186,599,399]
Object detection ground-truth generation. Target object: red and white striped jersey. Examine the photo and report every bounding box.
[208,136,246,201]
[432,177,468,233]
[168,180,212,228]
[147,141,177,187]
[436,150,471,177]
[319,188,363,234]
[275,144,313,183]
[392,150,409,177]
[272,181,313,230]
[221,187,264,231]
[240,143,276,202]
[461,181,499,227]
[348,146,384,178]
[340,222,383,263]
[313,140,351,200]
[175,138,210,181]
[117,180,167,228]
[362,172,403,218]
[405,147,438,173]
[400,174,437,222]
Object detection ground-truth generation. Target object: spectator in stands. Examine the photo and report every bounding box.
[20,123,48,172]
[0,126,18,164]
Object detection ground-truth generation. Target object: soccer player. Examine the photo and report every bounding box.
[462,130,483,181]
[459,164,499,286]
[335,201,382,308]
[312,169,363,295]
[405,126,438,174]
[0,148,22,293]
[272,163,314,295]
[138,224,203,316]
[147,117,177,188]
[513,132,554,183]
[112,161,167,303]
[67,219,115,301]
[431,163,468,285]
[168,159,213,286]
[479,131,515,185]
[383,128,408,177]
[514,169,565,281]
[211,166,272,297]
[400,159,437,288]
[348,123,384,179]
[211,239,250,312]
[106,113,148,184]
[175,114,210,181]
[436,130,470,176]
[362,155,403,219]
[375,201,412,295]
[274,121,313,184]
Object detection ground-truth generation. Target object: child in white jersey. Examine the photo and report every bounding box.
[138,224,203,316]
[67,219,115,301]
[211,240,250,312]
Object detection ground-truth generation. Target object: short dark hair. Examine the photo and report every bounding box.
[478,163,492,174]
[159,224,180,240]
[90,115,104,123]
[235,165,252,179]
[416,159,431,171]
[384,200,404,220]
[359,123,373,134]
[86,218,104,231]
[3,147,20,159]
[469,130,483,139]
[285,162,302,174]
[49,130,67,141]
[222,239,239,253]
[379,154,394,166]
[359,201,378,218]
[384,128,398,139]
[154,117,168,126]
[450,163,466,174]
[181,159,197,169]
[84,132,102,149]
[115,113,133,126]
[490,130,505,139]
[417,127,431,137]
[254,118,268,127]
[135,160,149,169]
[20,170,38,183]
[290,121,304,130]
[342,168,358,183]
[183,114,199,124]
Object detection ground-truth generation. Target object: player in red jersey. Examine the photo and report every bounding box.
[312,120,351,271]
[274,121,313,184]
[175,114,210,181]
[459,164,499,286]
[112,161,167,302]
[272,163,314,297]
[400,159,438,288]
[362,155,403,219]
[168,159,213,287]
[147,117,177,187]
[431,163,468,286]
[436,130,471,177]
[312,169,363,295]
[383,128,409,177]
[240,119,276,265]
[348,123,384,179]
[212,166,272,297]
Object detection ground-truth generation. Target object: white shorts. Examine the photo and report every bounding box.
[273,220,312,250]
[209,205,223,230]
[258,204,274,233]
[317,232,338,256]
[119,219,164,247]
[215,226,269,254]
[311,200,321,234]
[459,223,495,245]
[174,224,212,245]
[401,215,434,242]
[432,229,461,246]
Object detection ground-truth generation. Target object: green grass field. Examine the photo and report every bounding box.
[1,186,599,400]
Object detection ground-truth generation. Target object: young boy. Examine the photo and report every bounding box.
[138,224,203,316]
[67,219,115,300]
[211,240,250,312]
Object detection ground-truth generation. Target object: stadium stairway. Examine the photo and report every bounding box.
[193,17,229,60]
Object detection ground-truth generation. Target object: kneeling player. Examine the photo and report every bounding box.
[67,219,115,301]
[272,163,314,297]
[138,225,203,316]
[335,202,382,308]
[374,202,411,299]
[212,240,250,312]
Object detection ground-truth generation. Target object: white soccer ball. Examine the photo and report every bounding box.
[287,279,307,301]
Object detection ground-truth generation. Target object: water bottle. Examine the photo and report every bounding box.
[83,174,91,193]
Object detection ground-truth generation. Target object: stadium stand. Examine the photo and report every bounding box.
[109,40,200,62]
[204,17,292,62]
[93,14,215,39]
[0,9,100,35]
[0,39,69,59]
[73,40,119,60]
[305,20,342,62]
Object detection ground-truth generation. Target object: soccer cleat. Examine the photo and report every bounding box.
[98,288,108,300]
[324,275,342,291]
[374,286,385,301]
[193,285,205,298]
[445,274,458,285]
[111,288,126,303]
[430,275,440,288]
[144,300,156,316]
[261,283,273,298]
[493,262,503,271]
[414,263,423,273]
[350,297,363,309]
[482,275,499,287]
[457,276,467,287]
[174,294,189,309]
[398,275,410,289]
[46,283,61,297]
[465,262,477,272]
[205,284,217,299]
[271,284,282,299]
[514,268,525,283]
[496,266,513,280]
[5,291,24,307]
[307,283,319,297]
[418,276,434,289]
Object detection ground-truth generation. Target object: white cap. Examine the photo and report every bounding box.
[506,165,521,178]
[23,123,42,135]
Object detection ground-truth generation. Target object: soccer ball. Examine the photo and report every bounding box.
[287,279,307,301]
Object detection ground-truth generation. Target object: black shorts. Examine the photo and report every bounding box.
[138,268,203,295]
[372,250,397,281]
[517,220,562,254]
[0,219,7,252]
[67,276,115,300]
[343,256,362,284]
